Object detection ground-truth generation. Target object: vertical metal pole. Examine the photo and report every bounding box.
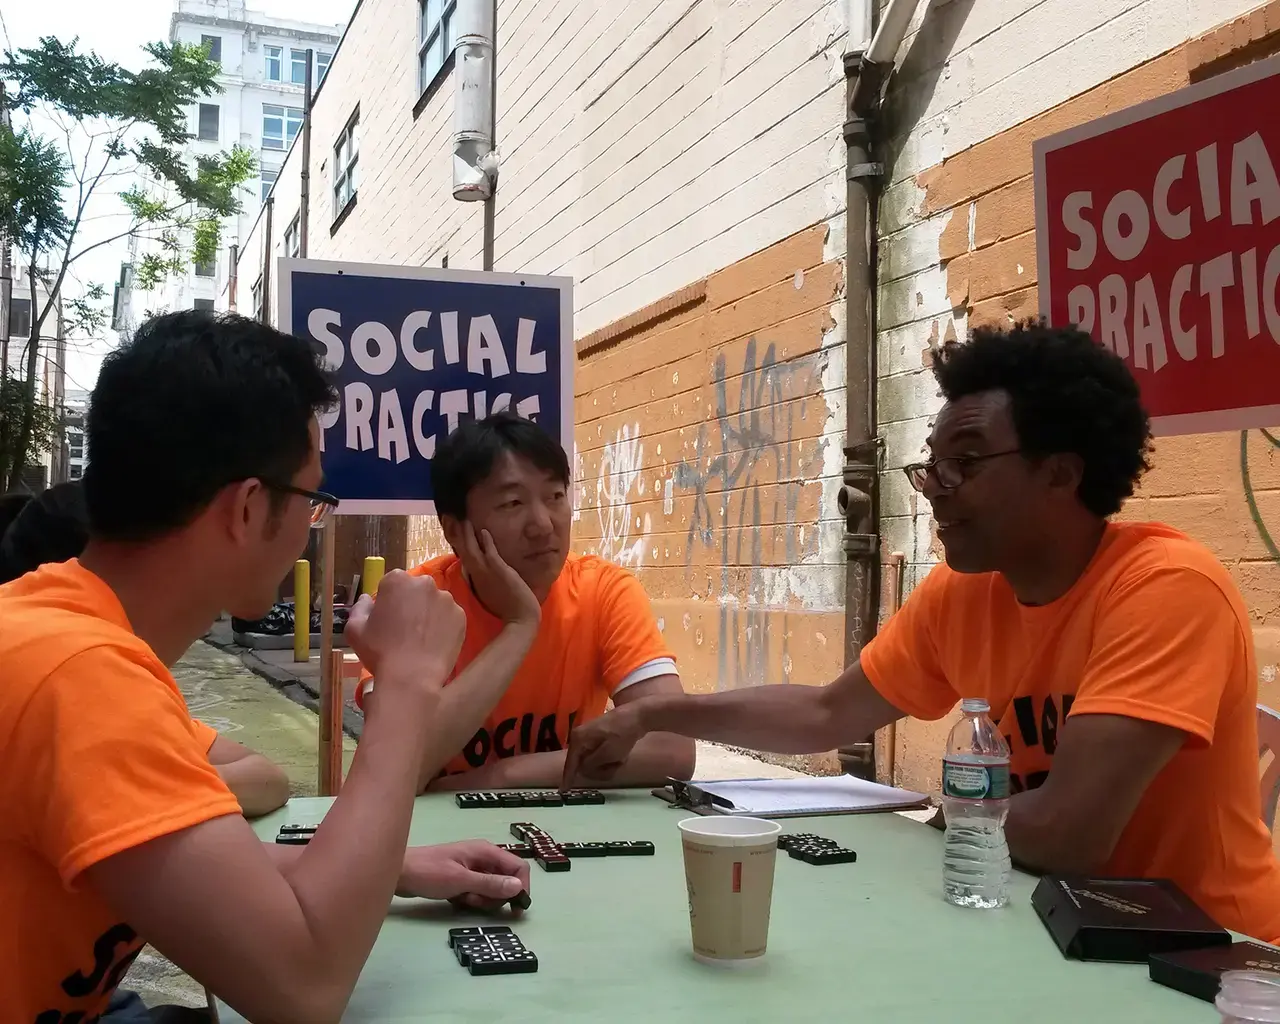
[318,519,338,794]
[228,243,239,312]
[1,82,11,381]
[299,50,313,259]
[481,0,498,271]
[293,558,311,663]
[52,293,66,483]
[838,45,885,781]
[260,197,274,324]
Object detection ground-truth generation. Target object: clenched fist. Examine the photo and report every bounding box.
[345,570,466,704]
[562,704,647,788]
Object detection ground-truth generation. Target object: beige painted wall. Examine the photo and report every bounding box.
[879,1,1280,794]
[228,0,855,770]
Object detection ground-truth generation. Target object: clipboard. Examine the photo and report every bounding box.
[651,775,931,819]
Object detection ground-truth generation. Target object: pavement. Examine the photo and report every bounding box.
[120,623,816,1009]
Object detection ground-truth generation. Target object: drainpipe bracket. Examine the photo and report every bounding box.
[848,161,884,181]
[843,533,880,558]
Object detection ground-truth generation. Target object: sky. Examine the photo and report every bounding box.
[1,0,356,392]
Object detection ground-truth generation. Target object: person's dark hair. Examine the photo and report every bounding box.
[931,319,1153,517]
[431,411,570,520]
[0,482,89,584]
[84,310,336,542]
[0,492,34,540]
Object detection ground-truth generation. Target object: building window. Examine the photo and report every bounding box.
[260,168,278,202]
[8,297,31,338]
[291,48,309,85]
[194,298,216,312]
[317,51,332,83]
[284,214,300,258]
[262,104,302,150]
[265,45,282,81]
[69,465,82,480]
[201,34,222,63]
[198,103,219,142]
[251,277,264,321]
[418,0,457,94]
[195,258,215,278]
[333,113,358,218]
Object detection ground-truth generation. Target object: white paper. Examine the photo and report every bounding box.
[690,775,929,817]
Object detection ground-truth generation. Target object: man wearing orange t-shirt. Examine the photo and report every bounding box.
[0,479,292,820]
[358,412,696,793]
[0,311,529,1023]
[566,320,1280,945]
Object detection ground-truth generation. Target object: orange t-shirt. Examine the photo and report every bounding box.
[0,560,243,1021]
[862,521,1280,943]
[363,552,676,778]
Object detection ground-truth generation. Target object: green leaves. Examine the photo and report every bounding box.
[1,37,223,144]
[0,367,58,486]
[0,123,71,254]
[0,33,257,488]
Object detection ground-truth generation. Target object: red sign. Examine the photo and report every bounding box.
[1034,54,1280,436]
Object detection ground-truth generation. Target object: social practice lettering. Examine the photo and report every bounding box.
[307,308,549,459]
[1057,130,1280,367]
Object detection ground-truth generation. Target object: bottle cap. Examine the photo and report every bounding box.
[960,697,990,714]
[1216,970,1280,1022]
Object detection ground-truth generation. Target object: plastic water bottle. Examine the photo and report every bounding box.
[1217,970,1280,1022]
[941,697,1011,909]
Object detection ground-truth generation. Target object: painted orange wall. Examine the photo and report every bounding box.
[407,224,850,771]
[888,2,1280,795]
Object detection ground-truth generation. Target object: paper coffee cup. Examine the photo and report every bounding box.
[678,816,782,965]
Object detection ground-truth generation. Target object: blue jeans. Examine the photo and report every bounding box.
[103,989,211,1023]
[102,990,152,1023]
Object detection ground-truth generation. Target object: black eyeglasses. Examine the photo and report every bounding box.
[902,450,1022,492]
[264,482,340,528]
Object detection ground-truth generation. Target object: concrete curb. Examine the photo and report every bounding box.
[202,628,366,741]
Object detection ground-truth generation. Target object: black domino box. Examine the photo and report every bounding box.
[1031,876,1230,963]
[1149,940,1280,1002]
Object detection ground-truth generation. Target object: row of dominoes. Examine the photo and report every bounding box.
[448,925,538,976]
[777,832,858,865]
[456,789,606,809]
[498,840,655,860]
[275,823,317,845]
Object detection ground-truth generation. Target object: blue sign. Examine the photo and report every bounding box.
[278,259,573,514]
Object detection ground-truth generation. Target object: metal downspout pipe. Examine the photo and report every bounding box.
[838,0,925,781]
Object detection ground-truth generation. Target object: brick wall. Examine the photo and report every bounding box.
[237,0,849,338]
[879,0,1280,793]
[232,0,855,759]
[405,225,850,772]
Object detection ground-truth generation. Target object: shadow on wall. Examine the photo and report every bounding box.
[672,336,829,693]
[880,0,978,172]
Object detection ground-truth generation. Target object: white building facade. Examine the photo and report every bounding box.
[116,0,342,333]
[231,0,1280,790]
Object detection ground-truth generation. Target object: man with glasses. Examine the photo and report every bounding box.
[565,319,1280,945]
[0,311,529,1023]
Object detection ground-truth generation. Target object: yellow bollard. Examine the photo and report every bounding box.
[293,559,311,663]
[361,556,385,596]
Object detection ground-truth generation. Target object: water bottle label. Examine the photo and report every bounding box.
[942,758,1010,800]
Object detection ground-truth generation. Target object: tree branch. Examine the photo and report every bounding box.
[33,142,116,332]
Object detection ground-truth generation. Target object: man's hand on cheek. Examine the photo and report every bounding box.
[460,522,542,628]
[397,841,530,909]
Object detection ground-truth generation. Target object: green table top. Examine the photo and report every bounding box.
[217,791,1215,1023]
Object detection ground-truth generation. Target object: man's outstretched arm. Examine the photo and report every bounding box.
[564,662,907,785]
[208,735,292,818]
[430,674,698,791]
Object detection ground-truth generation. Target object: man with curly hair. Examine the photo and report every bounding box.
[565,319,1280,944]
